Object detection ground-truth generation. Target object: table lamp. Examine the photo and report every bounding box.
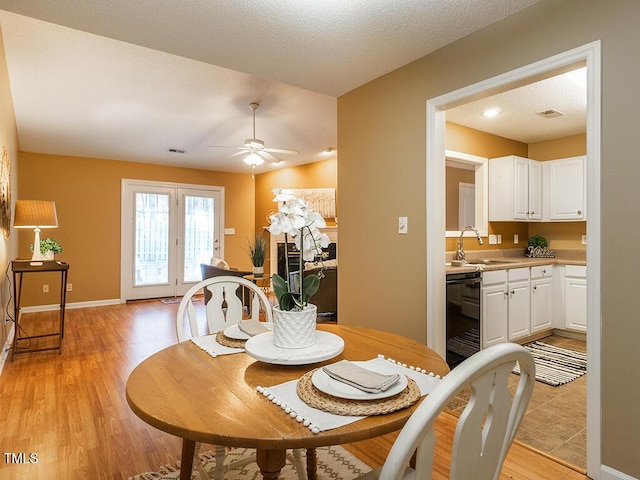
[13,200,58,264]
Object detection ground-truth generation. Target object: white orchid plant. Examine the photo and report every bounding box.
[268,188,330,311]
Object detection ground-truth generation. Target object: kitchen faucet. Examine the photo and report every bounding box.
[456,226,484,261]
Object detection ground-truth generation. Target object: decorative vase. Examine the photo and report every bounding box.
[252,266,264,277]
[272,304,317,349]
[44,251,54,260]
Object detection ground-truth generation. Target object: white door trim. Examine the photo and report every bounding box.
[426,41,602,478]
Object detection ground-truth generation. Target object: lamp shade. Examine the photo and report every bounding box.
[13,200,58,228]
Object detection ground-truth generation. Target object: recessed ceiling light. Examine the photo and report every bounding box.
[482,108,501,118]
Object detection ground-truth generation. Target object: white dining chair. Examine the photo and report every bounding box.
[175,276,308,480]
[355,342,535,480]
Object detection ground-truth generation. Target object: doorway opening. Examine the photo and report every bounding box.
[426,41,601,478]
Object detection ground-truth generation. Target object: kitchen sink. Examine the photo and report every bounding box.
[465,258,517,265]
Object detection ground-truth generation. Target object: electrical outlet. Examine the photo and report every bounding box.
[514,234,519,244]
[497,234,502,244]
[42,284,49,293]
[488,235,497,245]
[66,283,73,292]
[581,235,587,245]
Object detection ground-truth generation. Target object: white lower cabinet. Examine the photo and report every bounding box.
[481,270,509,349]
[564,265,587,332]
[481,265,555,348]
[507,268,531,341]
[530,265,554,333]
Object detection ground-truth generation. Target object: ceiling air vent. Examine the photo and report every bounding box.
[167,148,186,154]
[536,109,564,118]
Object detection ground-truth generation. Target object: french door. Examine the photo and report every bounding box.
[121,180,224,301]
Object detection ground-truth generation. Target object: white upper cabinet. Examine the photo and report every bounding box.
[542,156,586,221]
[489,156,541,221]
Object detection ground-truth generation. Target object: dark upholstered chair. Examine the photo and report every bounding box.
[303,265,337,320]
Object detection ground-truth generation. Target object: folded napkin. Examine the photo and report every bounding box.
[238,319,270,336]
[322,360,401,394]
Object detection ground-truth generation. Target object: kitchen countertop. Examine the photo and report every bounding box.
[445,248,586,275]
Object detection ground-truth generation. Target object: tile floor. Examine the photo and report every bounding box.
[447,335,587,469]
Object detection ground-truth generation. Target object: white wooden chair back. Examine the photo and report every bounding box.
[176,276,273,342]
[374,342,535,480]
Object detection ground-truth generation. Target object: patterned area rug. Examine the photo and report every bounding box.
[129,446,372,480]
[513,341,587,386]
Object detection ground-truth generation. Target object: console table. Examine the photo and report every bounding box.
[10,260,69,361]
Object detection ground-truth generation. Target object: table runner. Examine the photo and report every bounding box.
[257,356,443,433]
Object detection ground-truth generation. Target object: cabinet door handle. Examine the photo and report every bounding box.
[577,210,582,215]
[533,285,537,290]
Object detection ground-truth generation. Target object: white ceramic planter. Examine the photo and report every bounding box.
[272,304,317,349]
[252,266,264,277]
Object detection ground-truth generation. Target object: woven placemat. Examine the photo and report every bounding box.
[215,331,246,348]
[296,369,421,416]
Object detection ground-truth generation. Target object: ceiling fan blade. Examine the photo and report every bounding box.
[262,151,285,163]
[229,150,249,157]
[208,145,246,149]
[264,147,298,155]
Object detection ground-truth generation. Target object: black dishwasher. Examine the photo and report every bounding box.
[446,271,481,367]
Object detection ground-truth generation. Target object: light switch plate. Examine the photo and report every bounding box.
[582,235,587,245]
[497,234,502,244]
[398,216,408,234]
[489,235,497,245]
[224,228,235,235]
[514,234,519,244]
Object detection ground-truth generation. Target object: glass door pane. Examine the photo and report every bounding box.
[134,192,170,286]
[183,195,215,282]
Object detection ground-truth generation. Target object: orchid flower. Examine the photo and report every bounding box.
[269,189,330,310]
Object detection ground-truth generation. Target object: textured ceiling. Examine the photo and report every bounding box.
[447,68,587,144]
[0,1,564,174]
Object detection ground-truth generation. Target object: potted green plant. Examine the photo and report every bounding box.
[30,237,63,260]
[268,189,329,348]
[246,233,267,277]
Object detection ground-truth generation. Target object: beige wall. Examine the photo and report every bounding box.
[0,24,19,358]
[17,152,255,305]
[529,133,587,160]
[255,158,337,275]
[338,0,639,475]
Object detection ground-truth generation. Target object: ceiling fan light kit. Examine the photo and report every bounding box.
[244,152,264,166]
[210,102,298,173]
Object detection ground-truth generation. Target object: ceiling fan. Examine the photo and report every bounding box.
[210,102,298,168]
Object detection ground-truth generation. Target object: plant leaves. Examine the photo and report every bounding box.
[302,274,320,303]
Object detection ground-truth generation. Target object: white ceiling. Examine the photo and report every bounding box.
[0,1,584,175]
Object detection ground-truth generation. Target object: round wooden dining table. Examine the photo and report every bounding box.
[126,324,449,480]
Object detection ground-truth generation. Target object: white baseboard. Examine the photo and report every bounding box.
[0,322,15,377]
[19,298,121,313]
[602,465,639,480]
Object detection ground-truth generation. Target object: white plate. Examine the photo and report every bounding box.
[223,324,251,340]
[244,331,344,365]
[311,362,408,400]
[223,322,273,340]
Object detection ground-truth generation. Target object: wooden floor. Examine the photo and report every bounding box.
[0,300,589,479]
